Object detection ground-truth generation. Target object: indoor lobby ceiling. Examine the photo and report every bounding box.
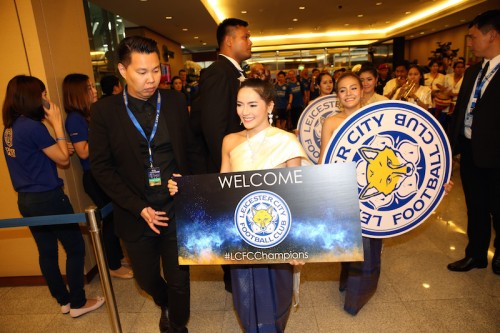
[90,0,498,53]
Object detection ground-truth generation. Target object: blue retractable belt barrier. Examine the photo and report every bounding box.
[0,203,112,228]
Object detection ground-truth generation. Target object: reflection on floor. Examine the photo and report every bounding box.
[1,161,499,333]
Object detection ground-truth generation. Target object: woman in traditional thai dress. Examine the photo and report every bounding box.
[318,72,383,315]
[169,78,309,332]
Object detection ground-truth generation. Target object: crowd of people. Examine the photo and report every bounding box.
[2,9,499,333]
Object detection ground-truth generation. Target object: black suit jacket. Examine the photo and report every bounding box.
[450,61,500,168]
[89,89,204,241]
[190,55,244,173]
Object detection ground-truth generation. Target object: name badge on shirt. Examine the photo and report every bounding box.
[148,167,162,186]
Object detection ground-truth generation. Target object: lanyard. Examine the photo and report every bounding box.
[123,88,161,167]
[471,63,499,110]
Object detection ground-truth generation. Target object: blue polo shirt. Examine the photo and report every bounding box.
[288,81,303,107]
[3,116,63,192]
[65,111,90,171]
[274,82,289,109]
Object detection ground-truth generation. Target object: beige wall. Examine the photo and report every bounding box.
[0,0,96,277]
[408,25,469,66]
[126,27,185,76]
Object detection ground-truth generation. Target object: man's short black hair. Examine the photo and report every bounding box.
[117,36,160,67]
[100,75,120,96]
[216,18,248,48]
[469,9,500,34]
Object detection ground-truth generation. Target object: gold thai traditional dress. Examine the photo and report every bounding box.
[229,125,310,332]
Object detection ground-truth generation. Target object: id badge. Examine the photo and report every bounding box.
[148,167,161,186]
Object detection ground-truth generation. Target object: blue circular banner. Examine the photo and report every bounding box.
[323,101,452,238]
[297,94,341,164]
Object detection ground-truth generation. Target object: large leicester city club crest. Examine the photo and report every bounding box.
[234,190,292,249]
[297,94,341,163]
[322,101,451,238]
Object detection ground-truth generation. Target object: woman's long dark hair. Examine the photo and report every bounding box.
[63,73,92,120]
[2,75,45,128]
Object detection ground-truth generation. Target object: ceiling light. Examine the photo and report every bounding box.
[139,0,147,2]
[422,283,430,289]
[376,2,382,5]
[288,27,294,30]
[385,21,390,24]
[460,19,466,22]
[182,28,188,31]
[165,16,172,20]
[241,10,247,14]
[420,31,425,34]
[344,24,350,26]
[299,6,305,10]
[358,14,364,18]
[194,36,199,39]
[405,11,411,15]
[293,18,298,22]
[202,42,207,45]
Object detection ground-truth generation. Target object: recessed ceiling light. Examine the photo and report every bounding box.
[139,0,147,2]
[182,28,188,31]
[293,18,298,22]
[345,23,350,26]
[357,14,364,18]
[376,2,382,5]
[409,35,414,38]
[194,36,199,39]
[288,27,294,30]
[405,11,411,15]
[444,24,449,27]
[202,42,207,45]
[385,21,390,24]
[299,6,305,10]
[165,16,172,20]
[241,10,247,14]
[460,19,466,22]
[420,31,425,35]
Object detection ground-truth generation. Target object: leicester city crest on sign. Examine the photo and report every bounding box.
[297,94,341,163]
[322,101,452,238]
[234,190,292,248]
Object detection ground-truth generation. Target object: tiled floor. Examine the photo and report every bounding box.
[1,161,499,333]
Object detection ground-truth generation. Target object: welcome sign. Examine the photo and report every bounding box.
[322,101,452,238]
[174,164,363,265]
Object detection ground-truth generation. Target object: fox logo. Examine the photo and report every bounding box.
[250,206,276,233]
[358,146,414,200]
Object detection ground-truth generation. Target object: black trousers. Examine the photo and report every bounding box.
[123,222,190,328]
[459,136,500,261]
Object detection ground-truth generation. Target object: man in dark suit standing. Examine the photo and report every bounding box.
[448,10,500,275]
[90,36,203,333]
[190,18,252,291]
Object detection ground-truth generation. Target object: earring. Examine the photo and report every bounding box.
[240,119,243,125]
[268,112,273,125]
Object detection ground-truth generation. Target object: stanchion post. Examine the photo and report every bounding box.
[85,206,122,333]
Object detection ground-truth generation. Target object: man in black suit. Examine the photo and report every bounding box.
[90,36,203,333]
[447,10,500,275]
[190,18,252,291]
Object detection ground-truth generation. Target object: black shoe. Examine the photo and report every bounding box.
[493,254,500,275]
[159,306,169,333]
[447,257,487,272]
